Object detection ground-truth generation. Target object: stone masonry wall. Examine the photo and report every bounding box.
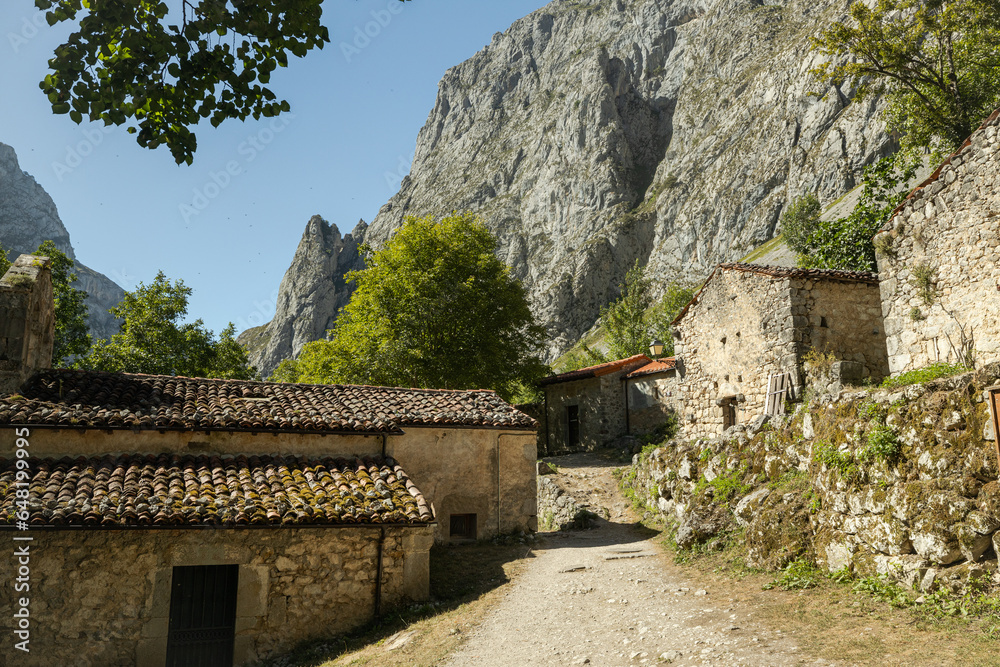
[0,255,53,394]
[627,373,680,435]
[802,279,889,380]
[545,373,629,453]
[675,267,886,440]
[627,364,1000,593]
[674,270,797,440]
[876,111,1000,375]
[0,526,433,667]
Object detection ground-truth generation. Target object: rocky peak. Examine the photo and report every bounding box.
[249,0,893,372]
[0,141,124,341]
[238,215,364,375]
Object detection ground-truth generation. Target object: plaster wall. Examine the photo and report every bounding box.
[0,525,433,667]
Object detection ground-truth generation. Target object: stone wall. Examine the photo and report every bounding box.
[536,473,595,531]
[627,373,679,435]
[0,255,53,394]
[544,373,629,453]
[674,269,797,440]
[0,426,538,544]
[674,267,886,440]
[0,525,433,667]
[876,111,1000,375]
[626,364,1000,592]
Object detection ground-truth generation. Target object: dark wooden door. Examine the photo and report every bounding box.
[723,399,737,430]
[567,405,580,448]
[165,564,239,667]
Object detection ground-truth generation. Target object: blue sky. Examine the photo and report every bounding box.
[0,0,551,337]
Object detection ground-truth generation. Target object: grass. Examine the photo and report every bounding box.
[880,362,970,389]
[739,234,787,264]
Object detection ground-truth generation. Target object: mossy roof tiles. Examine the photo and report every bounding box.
[0,454,433,528]
[0,369,536,434]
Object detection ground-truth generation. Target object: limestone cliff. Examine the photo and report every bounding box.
[248,0,894,375]
[0,142,124,341]
[238,216,364,374]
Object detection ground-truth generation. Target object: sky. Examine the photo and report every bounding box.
[0,0,551,337]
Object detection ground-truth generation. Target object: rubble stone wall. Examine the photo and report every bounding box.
[876,111,1000,375]
[0,526,433,667]
[627,373,680,434]
[544,373,628,452]
[674,270,798,440]
[675,268,887,440]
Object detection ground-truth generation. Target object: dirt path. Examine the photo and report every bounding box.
[442,453,823,667]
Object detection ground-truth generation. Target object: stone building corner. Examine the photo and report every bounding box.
[0,253,54,394]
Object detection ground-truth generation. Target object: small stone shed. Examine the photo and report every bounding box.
[875,108,1000,375]
[540,354,681,452]
[0,254,538,666]
[672,263,889,439]
[625,358,679,434]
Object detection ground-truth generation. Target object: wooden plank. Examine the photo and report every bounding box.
[989,386,1000,471]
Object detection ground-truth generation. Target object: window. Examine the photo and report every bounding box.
[450,514,478,540]
[567,405,580,448]
[166,564,239,667]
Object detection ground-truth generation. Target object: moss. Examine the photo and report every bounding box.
[881,362,970,389]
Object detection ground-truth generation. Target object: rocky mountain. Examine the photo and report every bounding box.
[244,0,894,376]
[0,142,124,340]
[238,216,365,373]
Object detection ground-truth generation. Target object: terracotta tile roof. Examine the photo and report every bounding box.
[0,369,536,434]
[0,454,433,528]
[671,263,879,326]
[884,107,1000,229]
[539,354,651,386]
[625,358,676,379]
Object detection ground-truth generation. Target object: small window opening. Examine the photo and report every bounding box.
[450,514,477,540]
[820,317,829,328]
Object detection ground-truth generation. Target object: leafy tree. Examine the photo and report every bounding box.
[33,241,91,366]
[797,152,919,272]
[271,213,548,401]
[811,0,1000,153]
[600,262,694,361]
[36,0,407,164]
[602,261,654,361]
[79,271,258,379]
[780,194,822,256]
[0,243,11,276]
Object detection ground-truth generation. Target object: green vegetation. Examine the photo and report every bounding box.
[812,440,860,481]
[36,0,337,164]
[861,423,903,464]
[695,465,750,503]
[637,413,680,453]
[796,152,919,272]
[271,213,547,401]
[880,362,970,389]
[811,0,1000,155]
[779,193,822,256]
[802,346,837,377]
[596,261,694,362]
[911,262,937,305]
[33,241,91,366]
[763,557,822,590]
[79,271,258,379]
[0,242,10,275]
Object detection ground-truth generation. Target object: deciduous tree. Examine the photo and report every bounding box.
[35,0,411,164]
[811,0,1000,153]
[272,213,547,400]
[79,271,258,379]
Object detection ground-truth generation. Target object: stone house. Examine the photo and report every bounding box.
[875,108,1000,375]
[671,263,889,439]
[539,354,680,451]
[0,255,537,666]
[625,358,679,434]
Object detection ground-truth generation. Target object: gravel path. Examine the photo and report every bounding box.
[443,454,829,667]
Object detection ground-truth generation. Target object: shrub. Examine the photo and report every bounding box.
[880,362,969,389]
[861,423,902,464]
[803,347,836,377]
[780,193,822,255]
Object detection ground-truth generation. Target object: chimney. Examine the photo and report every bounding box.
[0,254,54,394]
